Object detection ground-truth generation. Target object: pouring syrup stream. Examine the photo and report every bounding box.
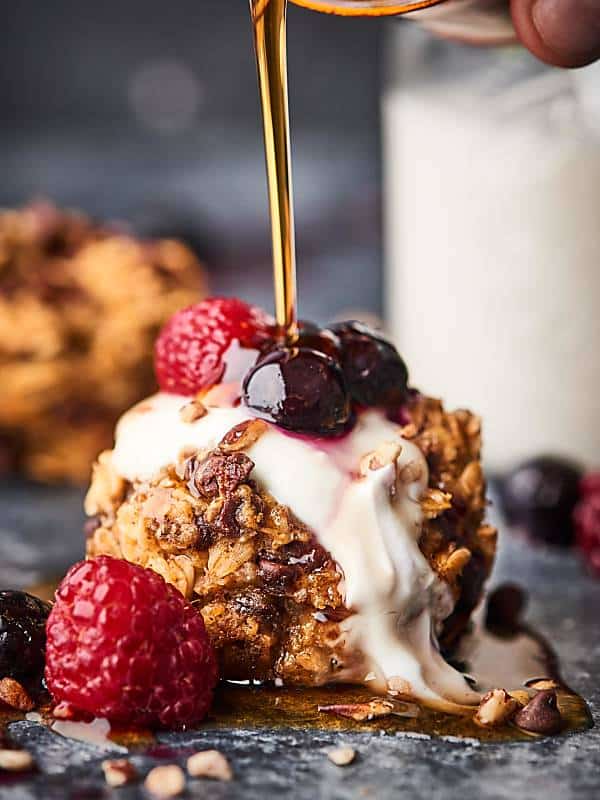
[250,0,298,337]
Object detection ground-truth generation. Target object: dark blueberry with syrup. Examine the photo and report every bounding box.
[0,591,51,690]
[499,456,583,547]
[242,347,351,436]
[329,321,409,409]
[263,320,342,361]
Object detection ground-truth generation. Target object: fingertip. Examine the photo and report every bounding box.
[511,0,600,69]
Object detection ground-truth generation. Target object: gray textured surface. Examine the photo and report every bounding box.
[1,481,599,799]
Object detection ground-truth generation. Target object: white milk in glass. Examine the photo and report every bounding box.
[383,25,600,470]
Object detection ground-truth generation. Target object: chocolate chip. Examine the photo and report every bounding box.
[280,539,328,571]
[321,606,352,623]
[214,495,244,537]
[514,690,564,735]
[233,589,280,626]
[186,451,254,499]
[485,584,527,634]
[194,514,217,549]
[258,559,301,593]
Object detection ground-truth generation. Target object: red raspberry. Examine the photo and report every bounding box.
[45,557,217,729]
[574,473,600,576]
[154,296,275,395]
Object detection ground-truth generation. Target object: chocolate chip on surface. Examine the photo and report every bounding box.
[514,690,564,735]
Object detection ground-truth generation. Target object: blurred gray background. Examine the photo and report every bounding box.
[0,0,385,321]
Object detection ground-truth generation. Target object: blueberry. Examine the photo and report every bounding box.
[499,456,583,547]
[242,347,352,436]
[329,321,409,409]
[262,320,342,361]
[0,591,51,689]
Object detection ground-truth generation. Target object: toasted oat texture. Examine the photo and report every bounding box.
[0,201,206,483]
[86,393,496,684]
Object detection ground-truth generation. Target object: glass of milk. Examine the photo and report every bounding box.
[383,23,600,471]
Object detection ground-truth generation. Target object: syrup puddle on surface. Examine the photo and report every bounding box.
[2,582,589,750]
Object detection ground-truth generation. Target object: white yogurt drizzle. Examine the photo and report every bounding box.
[111,390,480,710]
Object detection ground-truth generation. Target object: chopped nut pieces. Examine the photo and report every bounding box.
[474,689,521,728]
[144,764,186,798]
[525,678,560,691]
[387,676,413,699]
[319,699,395,722]
[514,690,564,736]
[0,748,34,772]
[0,677,34,711]
[219,419,267,453]
[509,690,532,707]
[186,749,232,781]
[102,759,139,788]
[359,442,401,475]
[179,400,207,423]
[420,488,453,520]
[327,746,356,767]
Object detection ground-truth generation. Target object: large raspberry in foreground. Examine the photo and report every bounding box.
[155,297,274,395]
[45,557,217,729]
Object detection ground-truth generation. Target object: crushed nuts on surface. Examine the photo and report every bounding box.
[144,764,186,798]
[474,689,521,728]
[318,699,395,722]
[186,749,233,781]
[525,678,560,691]
[327,746,357,767]
[102,758,139,787]
[0,748,34,772]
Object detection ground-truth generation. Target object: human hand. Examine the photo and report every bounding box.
[511,0,600,67]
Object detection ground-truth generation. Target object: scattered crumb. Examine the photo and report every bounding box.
[0,749,34,772]
[440,735,481,746]
[327,746,356,767]
[145,764,186,798]
[102,758,138,787]
[187,749,232,781]
[319,699,394,722]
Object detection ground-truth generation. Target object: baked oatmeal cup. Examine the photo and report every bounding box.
[85,299,497,711]
[0,201,207,483]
